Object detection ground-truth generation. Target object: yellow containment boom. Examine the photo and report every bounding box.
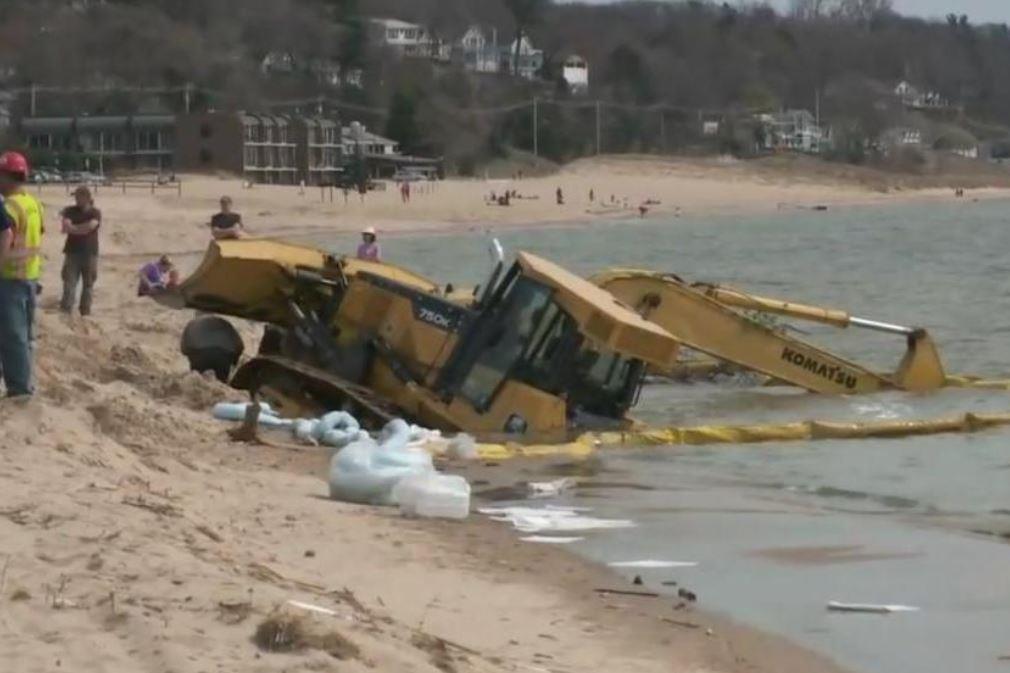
[592,270,947,394]
[468,410,1010,461]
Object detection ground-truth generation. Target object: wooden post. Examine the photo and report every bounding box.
[532,97,539,157]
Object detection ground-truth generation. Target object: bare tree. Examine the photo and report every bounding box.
[504,0,546,76]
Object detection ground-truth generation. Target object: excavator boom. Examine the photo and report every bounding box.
[592,270,947,394]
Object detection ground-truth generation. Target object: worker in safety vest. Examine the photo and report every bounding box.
[0,151,43,398]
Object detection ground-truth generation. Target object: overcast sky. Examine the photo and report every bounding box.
[564,1,1010,24]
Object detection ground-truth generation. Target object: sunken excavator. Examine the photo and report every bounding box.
[591,270,948,394]
[164,238,958,443]
[164,238,680,443]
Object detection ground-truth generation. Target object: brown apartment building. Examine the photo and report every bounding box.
[176,112,301,184]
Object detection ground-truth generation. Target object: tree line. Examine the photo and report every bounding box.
[2,0,1009,171]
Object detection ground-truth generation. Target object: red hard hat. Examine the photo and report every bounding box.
[0,151,29,178]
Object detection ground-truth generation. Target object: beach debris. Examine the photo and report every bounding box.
[519,535,584,544]
[286,600,339,618]
[594,588,659,598]
[217,598,254,625]
[392,473,471,520]
[632,575,643,586]
[479,506,634,533]
[526,477,577,498]
[608,560,698,569]
[254,608,361,660]
[661,617,700,629]
[411,631,457,673]
[446,433,478,460]
[826,601,919,614]
[678,588,697,603]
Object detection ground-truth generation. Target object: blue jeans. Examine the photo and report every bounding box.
[0,279,36,396]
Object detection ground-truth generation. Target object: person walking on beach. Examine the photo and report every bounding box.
[137,255,178,296]
[59,185,101,316]
[357,227,381,261]
[0,151,43,398]
[209,196,243,240]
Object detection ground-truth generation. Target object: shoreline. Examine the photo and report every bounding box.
[5,155,996,672]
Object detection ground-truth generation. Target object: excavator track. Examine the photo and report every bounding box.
[230,355,399,429]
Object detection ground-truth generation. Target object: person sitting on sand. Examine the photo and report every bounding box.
[137,255,178,297]
[209,196,244,240]
[357,227,381,262]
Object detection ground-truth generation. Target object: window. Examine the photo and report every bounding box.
[244,147,257,167]
[28,134,53,149]
[136,130,161,151]
[457,278,553,410]
[200,123,213,139]
[199,149,213,165]
[243,124,257,142]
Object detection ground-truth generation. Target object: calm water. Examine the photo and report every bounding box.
[316,198,1010,673]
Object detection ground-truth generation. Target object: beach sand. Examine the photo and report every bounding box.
[2,156,988,672]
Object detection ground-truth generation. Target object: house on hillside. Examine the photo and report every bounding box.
[369,18,444,60]
[562,54,590,94]
[894,81,949,110]
[505,36,544,80]
[458,25,502,74]
[757,109,824,154]
[880,127,923,149]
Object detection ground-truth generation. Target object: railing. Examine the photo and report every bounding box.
[32,178,183,197]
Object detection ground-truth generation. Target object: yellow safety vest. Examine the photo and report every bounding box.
[2,191,43,281]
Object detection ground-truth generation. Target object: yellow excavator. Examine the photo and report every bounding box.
[159,238,1010,451]
[163,239,679,442]
[592,270,947,394]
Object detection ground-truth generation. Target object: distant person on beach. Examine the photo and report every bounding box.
[357,227,381,262]
[59,185,101,316]
[210,196,243,240]
[589,188,594,202]
[137,255,178,297]
[556,187,564,205]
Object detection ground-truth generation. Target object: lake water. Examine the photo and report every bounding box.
[316,198,1010,673]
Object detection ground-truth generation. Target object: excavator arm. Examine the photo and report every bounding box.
[592,270,947,394]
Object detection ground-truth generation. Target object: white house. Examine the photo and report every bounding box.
[369,18,437,59]
[342,121,399,156]
[758,109,824,154]
[459,26,501,74]
[894,81,948,109]
[562,54,589,94]
[506,36,544,80]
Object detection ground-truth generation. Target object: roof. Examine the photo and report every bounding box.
[21,115,175,131]
[516,252,679,368]
[342,127,397,146]
[368,17,423,30]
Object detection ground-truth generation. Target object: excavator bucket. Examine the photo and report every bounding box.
[892,330,947,392]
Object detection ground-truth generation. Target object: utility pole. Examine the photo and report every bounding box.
[815,88,820,128]
[595,100,601,155]
[29,84,36,117]
[532,97,538,157]
[184,83,192,114]
[659,109,666,153]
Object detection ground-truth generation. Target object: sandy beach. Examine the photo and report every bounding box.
[2,156,1002,673]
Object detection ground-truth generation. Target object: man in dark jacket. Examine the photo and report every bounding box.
[60,185,101,315]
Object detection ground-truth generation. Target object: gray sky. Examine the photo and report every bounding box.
[564,1,1010,24]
